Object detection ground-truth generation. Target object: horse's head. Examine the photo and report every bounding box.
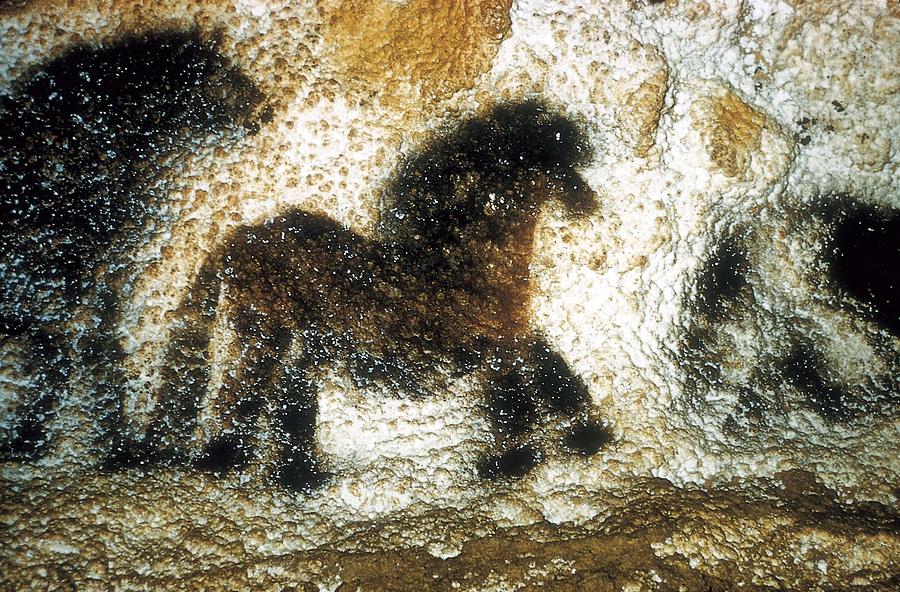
[477,100,597,219]
[379,100,596,246]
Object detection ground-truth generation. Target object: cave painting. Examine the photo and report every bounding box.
[108,101,612,491]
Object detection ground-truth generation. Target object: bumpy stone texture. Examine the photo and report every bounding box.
[2,470,896,590]
[319,0,512,106]
[622,63,669,157]
[695,90,770,178]
[1,0,898,590]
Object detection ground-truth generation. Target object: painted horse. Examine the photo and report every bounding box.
[110,101,611,491]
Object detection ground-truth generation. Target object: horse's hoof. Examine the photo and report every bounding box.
[275,456,330,493]
[478,445,539,479]
[563,420,613,456]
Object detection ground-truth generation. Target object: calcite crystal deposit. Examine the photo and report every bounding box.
[1,0,898,590]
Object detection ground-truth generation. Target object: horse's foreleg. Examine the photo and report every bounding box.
[479,339,612,478]
[530,339,589,414]
[270,363,327,492]
[530,338,612,456]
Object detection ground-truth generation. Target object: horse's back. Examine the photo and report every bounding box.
[220,210,377,327]
[227,210,358,252]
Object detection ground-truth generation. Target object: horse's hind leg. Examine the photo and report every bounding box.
[143,316,217,464]
[106,261,222,468]
[270,363,328,492]
[479,339,612,479]
[479,362,542,479]
[0,331,65,461]
[195,310,290,474]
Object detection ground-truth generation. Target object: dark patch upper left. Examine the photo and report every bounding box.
[0,29,265,335]
[0,29,264,462]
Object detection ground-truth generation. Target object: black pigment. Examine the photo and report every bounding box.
[693,237,749,320]
[0,29,264,335]
[0,29,265,460]
[830,208,900,337]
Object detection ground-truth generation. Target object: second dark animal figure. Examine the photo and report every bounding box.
[110,101,612,491]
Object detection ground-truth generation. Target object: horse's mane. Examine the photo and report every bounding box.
[376,100,593,247]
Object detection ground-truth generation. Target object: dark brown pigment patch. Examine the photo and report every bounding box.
[679,236,751,406]
[118,101,610,491]
[776,343,848,422]
[693,236,749,321]
[564,420,614,455]
[0,333,66,459]
[683,250,857,427]
[0,30,265,461]
[0,29,264,335]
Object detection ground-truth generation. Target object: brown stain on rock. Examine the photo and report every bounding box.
[587,39,670,159]
[697,91,767,178]
[623,66,669,157]
[319,0,512,104]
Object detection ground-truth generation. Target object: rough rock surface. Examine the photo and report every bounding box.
[1,0,898,590]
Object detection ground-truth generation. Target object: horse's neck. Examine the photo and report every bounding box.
[436,216,539,337]
[406,216,537,275]
[487,217,537,322]
[500,217,538,269]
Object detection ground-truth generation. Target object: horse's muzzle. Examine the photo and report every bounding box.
[558,171,598,217]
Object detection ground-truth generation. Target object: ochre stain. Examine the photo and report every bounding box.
[623,66,669,157]
[700,91,767,178]
[319,0,512,103]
